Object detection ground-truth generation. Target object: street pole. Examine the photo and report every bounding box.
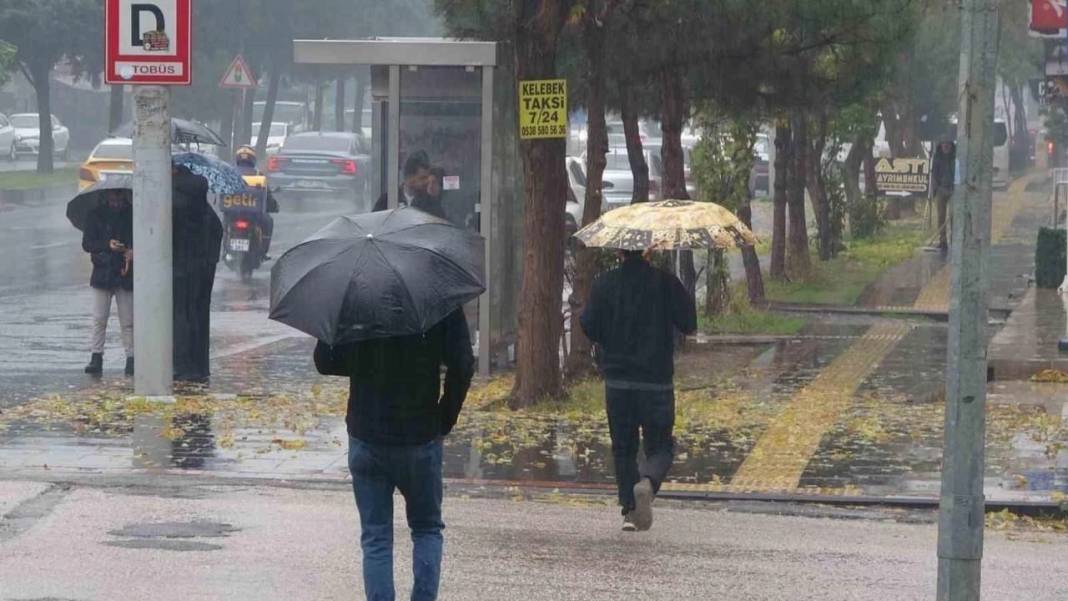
[937,0,998,598]
[132,86,174,397]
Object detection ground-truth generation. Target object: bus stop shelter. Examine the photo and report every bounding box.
[293,38,499,376]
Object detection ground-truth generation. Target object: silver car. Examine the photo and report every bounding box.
[0,113,16,161]
[10,113,70,159]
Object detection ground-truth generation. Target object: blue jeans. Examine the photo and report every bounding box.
[348,436,445,601]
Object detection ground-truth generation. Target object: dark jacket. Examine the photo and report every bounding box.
[580,257,697,386]
[373,188,446,219]
[314,308,475,446]
[82,204,133,291]
[931,143,956,192]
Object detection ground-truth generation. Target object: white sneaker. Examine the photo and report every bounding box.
[632,478,654,531]
[622,513,638,532]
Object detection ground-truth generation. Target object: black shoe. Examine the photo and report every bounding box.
[622,512,638,532]
[124,357,134,377]
[84,353,103,375]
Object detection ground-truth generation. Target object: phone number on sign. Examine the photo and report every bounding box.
[521,124,568,138]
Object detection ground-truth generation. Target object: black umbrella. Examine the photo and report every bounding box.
[66,174,134,231]
[66,168,220,232]
[112,118,226,146]
[269,207,485,345]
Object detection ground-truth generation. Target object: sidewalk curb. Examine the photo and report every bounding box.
[1,469,1063,518]
[0,182,77,206]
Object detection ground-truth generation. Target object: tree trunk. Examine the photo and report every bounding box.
[787,111,810,278]
[313,76,325,132]
[705,249,730,316]
[737,196,765,303]
[238,89,254,146]
[352,73,366,134]
[510,0,569,407]
[806,112,831,261]
[844,133,865,237]
[770,122,790,281]
[335,77,346,132]
[254,68,282,163]
[621,89,649,202]
[862,137,879,226]
[1010,84,1030,172]
[29,61,54,174]
[565,11,609,381]
[659,66,696,295]
[108,85,125,132]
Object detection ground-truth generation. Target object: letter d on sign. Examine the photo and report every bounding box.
[131,3,165,47]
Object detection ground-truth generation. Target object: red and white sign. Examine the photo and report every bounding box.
[105,0,191,85]
[219,55,257,89]
[1031,0,1067,35]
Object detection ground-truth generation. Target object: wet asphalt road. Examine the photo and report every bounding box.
[0,191,359,406]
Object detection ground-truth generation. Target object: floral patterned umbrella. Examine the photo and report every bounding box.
[172,152,247,195]
[573,199,757,251]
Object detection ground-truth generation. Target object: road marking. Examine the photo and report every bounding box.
[729,322,912,491]
[210,334,298,359]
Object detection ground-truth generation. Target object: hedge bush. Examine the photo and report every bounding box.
[1035,228,1066,289]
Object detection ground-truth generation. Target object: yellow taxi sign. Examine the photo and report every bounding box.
[519,79,568,140]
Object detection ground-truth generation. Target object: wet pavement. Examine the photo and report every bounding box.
[0,174,1066,506]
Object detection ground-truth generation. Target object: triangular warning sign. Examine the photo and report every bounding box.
[219,55,256,89]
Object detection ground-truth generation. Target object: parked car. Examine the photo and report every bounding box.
[267,132,372,206]
[564,156,587,238]
[10,113,70,159]
[78,137,133,190]
[0,113,16,161]
[601,148,664,209]
[250,122,289,155]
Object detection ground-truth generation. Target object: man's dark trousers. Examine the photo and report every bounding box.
[605,385,675,514]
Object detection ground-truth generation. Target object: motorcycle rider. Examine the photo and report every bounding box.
[233,145,278,257]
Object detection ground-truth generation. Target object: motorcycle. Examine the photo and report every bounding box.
[221,177,275,280]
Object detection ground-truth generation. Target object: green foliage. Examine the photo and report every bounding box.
[690,110,758,211]
[766,222,923,305]
[0,167,78,190]
[699,285,807,335]
[0,40,15,88]
[1035,228,1066,289]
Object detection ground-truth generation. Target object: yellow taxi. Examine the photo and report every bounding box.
[78,137,133,190]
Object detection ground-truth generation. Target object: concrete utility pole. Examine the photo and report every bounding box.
[937,0,999,599]
[132,86,174,396]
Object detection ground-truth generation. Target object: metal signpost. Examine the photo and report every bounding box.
[105,0,192,396]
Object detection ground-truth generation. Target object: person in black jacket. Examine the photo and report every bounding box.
[930,140,956,252]
[580,249,697,532]
[372,149,431,213]
[172,166,223,383]
[81,189,134,376]
[314,308,474,601]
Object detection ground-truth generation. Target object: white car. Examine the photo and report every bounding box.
[10,113,70,159]
[0,113,16,161]
[564,156,588,236]
[250,121,289,155]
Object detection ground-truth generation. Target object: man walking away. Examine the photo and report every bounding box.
[81,189,134,376]
[930,140,956,252]
[580,249,697,532]
[314,308,474,601]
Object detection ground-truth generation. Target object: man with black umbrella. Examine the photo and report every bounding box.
[313,310,473,601]
[81,189,134,376]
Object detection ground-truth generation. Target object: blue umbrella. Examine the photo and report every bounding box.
[172,152,246,195]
